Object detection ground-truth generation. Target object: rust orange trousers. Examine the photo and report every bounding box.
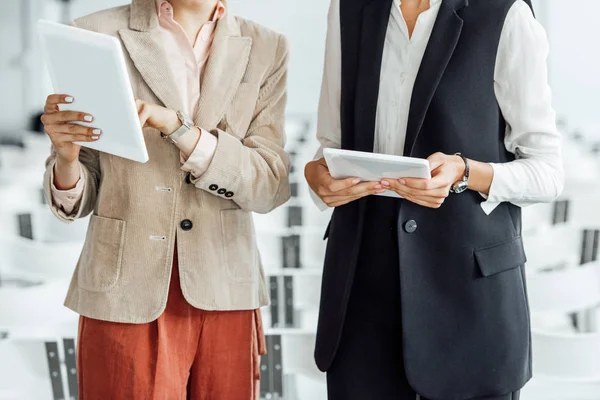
[77,246,266,400]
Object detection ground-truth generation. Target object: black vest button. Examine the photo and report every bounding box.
[180,219,193,231]
[209,184,218,191]
[404,220,417,233]
[217,188,227,195]
[185,172,192,185]
[225,191,234,198]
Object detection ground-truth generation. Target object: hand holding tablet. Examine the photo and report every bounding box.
[323,148,431,198]
[38,20,149,163]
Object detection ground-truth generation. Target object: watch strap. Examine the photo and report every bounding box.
[450,153,469,194]
[161,111,193,145]
[455,152,469,181]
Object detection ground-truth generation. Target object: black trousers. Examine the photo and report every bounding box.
[326,197,520,400]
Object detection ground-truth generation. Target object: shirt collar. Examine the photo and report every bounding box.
[397,0,443,6]
[155,0,226,22]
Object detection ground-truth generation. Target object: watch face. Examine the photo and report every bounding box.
[453,181,469,194]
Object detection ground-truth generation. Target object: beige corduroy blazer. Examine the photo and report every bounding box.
[43,0,290,323]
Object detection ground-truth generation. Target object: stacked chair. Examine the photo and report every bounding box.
[2,119,600,399]
[254,114,330,399]
[520,129,600,399]
[0,133,85,400]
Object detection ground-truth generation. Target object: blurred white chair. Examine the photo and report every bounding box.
[281,334,326,383]
[1,235,82,281]
[568,191,600,228]
[30,207,89,243]
[0,278,76,329]
[523,224,582,274]
[522,377,600,400]
[532,329,600,379]
[521,328,600,400]
[527,261,600,315]
[522,202,556,235]
[0,329,79,400]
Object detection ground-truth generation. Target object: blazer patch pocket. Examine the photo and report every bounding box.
[225,83,260,138]
[78,215,126,292]
[474,236,527,278]
[220,209,259,283]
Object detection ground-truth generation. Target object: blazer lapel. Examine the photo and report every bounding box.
[354,0,394,153]
[118,28,184,113]
[194,15,252,130]
[403,0,467,156]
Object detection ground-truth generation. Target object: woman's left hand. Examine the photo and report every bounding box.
[135,99,181,135]
[382,152,466,209]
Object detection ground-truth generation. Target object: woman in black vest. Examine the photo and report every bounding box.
[305,0,562,399]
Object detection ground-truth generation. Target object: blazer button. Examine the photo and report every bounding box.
[180,219,193,231]
[217,188,227,195]
[209,184,218,191]
[225,191,234,198]
[185,172,192,185]
[404,220,417,233]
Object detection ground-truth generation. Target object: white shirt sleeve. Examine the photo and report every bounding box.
[482,0,565,215]
[310,0,342,210]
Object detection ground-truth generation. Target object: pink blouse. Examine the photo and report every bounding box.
[51,0,225,214]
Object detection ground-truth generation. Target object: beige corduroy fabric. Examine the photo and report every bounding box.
[43,0,290,323]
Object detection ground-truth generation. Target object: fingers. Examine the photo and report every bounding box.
[327,176,361,193]
[322,186,384,207]
[138,105,151,128]
[396,176,447,191]
[383,179,448,198]
[41,110,94,126]
[51,124,102,137]
[51,132,100,143]
[403,195,445,209]
[45,93,74,107]
[427,152,446,171]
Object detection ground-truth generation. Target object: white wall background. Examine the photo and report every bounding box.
[1,0,599,139]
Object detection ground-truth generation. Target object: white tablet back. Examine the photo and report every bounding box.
[38,20,148,163]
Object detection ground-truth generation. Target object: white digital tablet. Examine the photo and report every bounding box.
[38,20,148,163]
[323,148,431,198]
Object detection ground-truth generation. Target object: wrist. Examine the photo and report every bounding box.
[56,154,79,168]
[161,109,182,136]
[453,154,466,182]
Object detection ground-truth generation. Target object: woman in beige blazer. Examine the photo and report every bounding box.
[40,0,290,398]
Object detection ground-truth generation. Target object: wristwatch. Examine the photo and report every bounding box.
[450,153,470,194]
[161,110,193,145]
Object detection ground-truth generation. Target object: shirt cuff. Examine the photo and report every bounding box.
[479,163,509,215]
[50,163,85,215]
[180,128,217,178]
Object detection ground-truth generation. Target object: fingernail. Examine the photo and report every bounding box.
[352,178,360,184]
[65,96,74,103]
[399,179,406,185]
[381,180,390,187]
[92,129,102,135]
[91,136,100,140]
[375,184,382,189]
[84,115,93,122]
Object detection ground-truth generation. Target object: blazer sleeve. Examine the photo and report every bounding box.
[190,34,291,214]
[43,146,101,222]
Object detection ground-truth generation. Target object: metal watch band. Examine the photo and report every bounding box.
[450,152,470,194]
[161,110,193,145]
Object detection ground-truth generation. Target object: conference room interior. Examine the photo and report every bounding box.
[1,0,600,399]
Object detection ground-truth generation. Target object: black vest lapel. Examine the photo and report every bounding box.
[403,0,465,156]
[353,0,393,153]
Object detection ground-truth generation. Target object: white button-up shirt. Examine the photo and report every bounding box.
[314,0,564,214]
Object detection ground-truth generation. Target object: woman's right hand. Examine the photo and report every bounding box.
[305,157,386,207]
[41,94,101,164]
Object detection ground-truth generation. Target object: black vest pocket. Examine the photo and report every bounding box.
[474,236,527,277]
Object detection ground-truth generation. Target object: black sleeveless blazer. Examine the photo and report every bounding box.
[315,1,535,398]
